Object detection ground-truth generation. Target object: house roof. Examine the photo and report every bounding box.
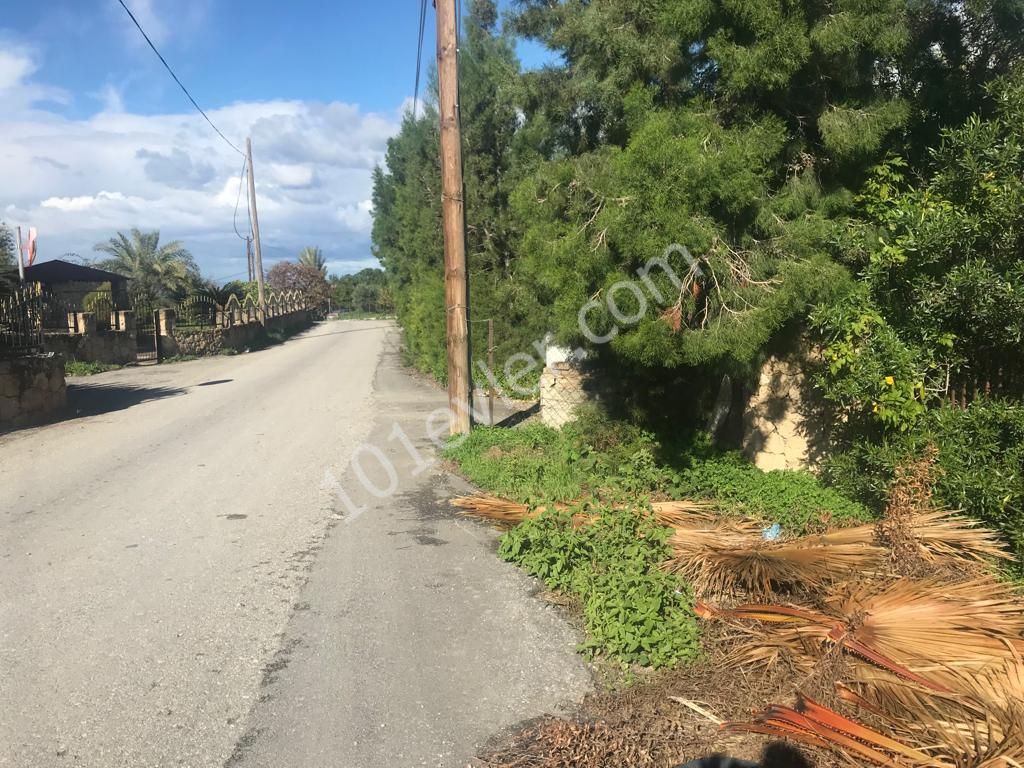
[22,259,130,285]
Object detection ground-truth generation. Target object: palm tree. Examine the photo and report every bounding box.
[298,246,327,276]
[93,229,200,302]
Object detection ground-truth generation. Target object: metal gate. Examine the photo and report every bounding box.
[130,290,160,363]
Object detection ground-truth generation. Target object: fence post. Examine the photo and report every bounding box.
[487,318,495,426]
[154,310,163,363]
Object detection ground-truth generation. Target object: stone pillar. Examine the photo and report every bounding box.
[75,312,96,336]
[539,362,591,429]
[117,310,136,334]
[156,309,176,337]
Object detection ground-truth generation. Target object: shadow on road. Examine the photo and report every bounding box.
[65,382,186,419]
[284,324,390,343]
[1,382,187,435]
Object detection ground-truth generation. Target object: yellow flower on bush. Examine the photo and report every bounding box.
[884,375,895,386]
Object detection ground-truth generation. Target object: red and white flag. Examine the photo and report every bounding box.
[26,227,37,266]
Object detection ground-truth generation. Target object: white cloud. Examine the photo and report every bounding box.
[0,44,68,111]
[0,49,35,89]
[97,83,125,113]
[267,163,316,190]
[1,40,399,279]
[41,191,130,212]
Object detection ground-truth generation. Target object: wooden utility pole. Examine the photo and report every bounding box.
[436,0,472,435]
[246,138,267,323]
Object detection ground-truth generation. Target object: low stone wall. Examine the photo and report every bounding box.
[44,330,136,365]
[0,355,67,426]
[160,309,314,358]
[42,310,138,365]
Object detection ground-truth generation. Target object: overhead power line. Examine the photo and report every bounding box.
[413,0,428,118]
[233,156,251,241]
[115,0,244,157]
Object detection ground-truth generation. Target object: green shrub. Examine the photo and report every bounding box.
[676,455,874,533]
[499,505,701,668]
[824,399,1024,562]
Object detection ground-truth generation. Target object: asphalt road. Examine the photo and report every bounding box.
[0,321,590,768]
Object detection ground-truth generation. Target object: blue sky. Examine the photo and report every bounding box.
[0,0,552,281]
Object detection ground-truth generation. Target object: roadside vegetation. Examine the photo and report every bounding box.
[443,406,875,672]
[64,360,121,377]
[373,0,1024,763]
[449,417,1024,767]
[445,409,871,534]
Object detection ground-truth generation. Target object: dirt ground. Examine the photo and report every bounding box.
[475,622,845,768]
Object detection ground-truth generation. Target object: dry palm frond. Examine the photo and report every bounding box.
[667,538,885,597]
[648,499,719,528]
[837,671,1024,768]
[806,510,1009,568]
[451,494,543,524]
[828,578,1024,681]
[699,578,1024,693]
[854,659,1024,723]
[451,493,717,528]
[724,693,940,767]
[904,510,1012,564]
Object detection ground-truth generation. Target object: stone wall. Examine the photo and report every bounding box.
[0,355,66,426]
[741,353,828,472]
[42,310,137,365]
[159,309,314,358]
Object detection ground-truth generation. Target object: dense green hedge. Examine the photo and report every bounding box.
[824,399,1024,563]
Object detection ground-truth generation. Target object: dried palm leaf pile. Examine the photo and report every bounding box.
[455,493,1009,599]
[460,451,1024,768]
[699,571,1024,765]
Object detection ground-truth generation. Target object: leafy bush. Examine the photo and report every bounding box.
[499,505,700,669]
[824,399,1024,562]
[676,455,874,534]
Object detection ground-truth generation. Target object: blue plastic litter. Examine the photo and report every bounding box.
[761,523,782,541]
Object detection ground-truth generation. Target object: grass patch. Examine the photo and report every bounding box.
[499,504,701,669]
[444,424,588,502]
[64,360,121,377]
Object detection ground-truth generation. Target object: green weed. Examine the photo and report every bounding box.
[499,504,701,669]
[64,360,121,377]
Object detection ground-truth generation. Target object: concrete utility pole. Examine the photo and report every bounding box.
[246,236,254,283]
[436,0,472,435]
[246,138,267,323]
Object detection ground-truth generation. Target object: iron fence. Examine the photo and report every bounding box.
[176,294,219,329]
[0,284,44,358]
[39,289,117,332]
